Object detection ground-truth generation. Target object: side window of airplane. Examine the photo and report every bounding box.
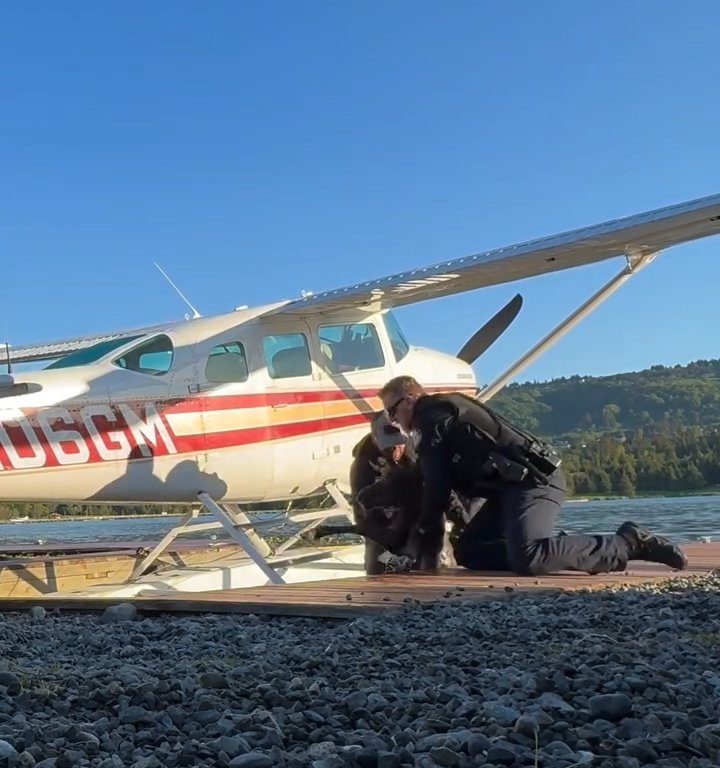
[205,341,249,383]
[113,334,174,376]
[263,333,312,379]
[383,311,410,362]
[317,322,385,373]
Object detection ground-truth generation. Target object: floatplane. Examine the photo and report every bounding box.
[2,193,720,598]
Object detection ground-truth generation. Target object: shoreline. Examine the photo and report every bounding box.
[3,488,720,525]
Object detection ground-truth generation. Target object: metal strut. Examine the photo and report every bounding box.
[125,481,355,585]
[479,250,659,402]
[198,492,285,584]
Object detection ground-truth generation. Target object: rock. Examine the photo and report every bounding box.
[101,602,138,622]
[131,758,161,768]
[467,734,492,757]
[209,737,251,757]
[119,706,155,725]
[199,672,229,689]
[354,748,379,768]
[342,691,367,711]
[308,743,337,759]
[377,753,400,768]
[29,607,46,621]
[228,754,273,768]
[18,753,35,768]
[616,757,640,768]
[623,738,659,762]
[485,744,516,765]
[312,758,344,768]
[483,703,520,726]
[588,694,633,721]
[427,747,461,766]
[0,740,20,767]
[514,715,540,737]
[689,724,720,757]
[366,693,389,713]
[0,674,21,696]
[537,692,575,713]
[544,741,577,758]
[615,718,646,740]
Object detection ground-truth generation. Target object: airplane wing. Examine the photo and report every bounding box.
[271,192,720,316]
[6,321,182,366]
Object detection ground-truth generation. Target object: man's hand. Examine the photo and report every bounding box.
[416,517,445,570]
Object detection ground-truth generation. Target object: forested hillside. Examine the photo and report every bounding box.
[490,358,720,442]
[490,358,720,496]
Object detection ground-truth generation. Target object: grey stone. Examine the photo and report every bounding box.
[537,692,575,713]
[119,706,155,725]
[131,758,161,768]
[689,724,720,756]
[588,693,633,721]
[485,744,516,765]
[366,693,389,713]
[101,603,138,623]
[514,715,540,737]
[0,674,21,696]
[29,607,46,621]
[427,747,461,766]
[209,737,251,757]
[466,734,492,757]
[342,691,367,711]
[482,703,520,726]
[0,740,20,768]
[228,754,273,768]
[199,672,229,689]
[377,753,400,768]
[616,758,640,768]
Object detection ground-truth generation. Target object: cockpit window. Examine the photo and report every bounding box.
[45,335,145,370]
[383,311,410,361]
[205,341,249,383]
[263,333,312,378]
[318,322,385,373]
[113,335,174,376]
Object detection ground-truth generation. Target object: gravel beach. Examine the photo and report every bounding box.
[1,575,719,768]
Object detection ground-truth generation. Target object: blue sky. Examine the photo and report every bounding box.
[2,2,719,386]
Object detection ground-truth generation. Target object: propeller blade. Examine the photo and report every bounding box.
[456,293,523,364]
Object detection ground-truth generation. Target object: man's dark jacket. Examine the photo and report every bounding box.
[410,392,541,540]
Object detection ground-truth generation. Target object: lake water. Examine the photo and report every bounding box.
[0,495,718,545]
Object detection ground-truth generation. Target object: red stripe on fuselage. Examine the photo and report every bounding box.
[174,411,373,453]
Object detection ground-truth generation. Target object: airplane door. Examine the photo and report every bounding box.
[312,316,391,490]
[256,318,325,499]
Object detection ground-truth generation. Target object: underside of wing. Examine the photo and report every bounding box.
[271,192,720,316]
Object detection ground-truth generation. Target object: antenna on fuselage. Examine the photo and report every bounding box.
[154,262,202,319]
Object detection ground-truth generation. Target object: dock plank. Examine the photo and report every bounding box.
[0,542,717,620]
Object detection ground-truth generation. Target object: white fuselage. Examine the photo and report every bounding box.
[0,306,475,504]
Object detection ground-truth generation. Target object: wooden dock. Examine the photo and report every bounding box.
[0,542,717,620]
[0,540,240,598]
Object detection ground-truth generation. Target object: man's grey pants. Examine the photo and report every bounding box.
[453,469,632,576]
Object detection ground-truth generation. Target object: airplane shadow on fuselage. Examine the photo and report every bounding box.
[89,446,228,505]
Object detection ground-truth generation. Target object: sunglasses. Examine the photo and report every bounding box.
[385,395,407,422]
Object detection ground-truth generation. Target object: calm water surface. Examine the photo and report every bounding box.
[0,496,718,545]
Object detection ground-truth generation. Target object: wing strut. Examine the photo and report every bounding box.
[478,250,658,402]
